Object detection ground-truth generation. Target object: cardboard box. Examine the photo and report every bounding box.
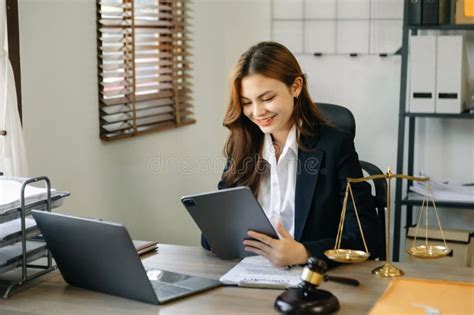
[406,226,473,267]
[456,0,474,23]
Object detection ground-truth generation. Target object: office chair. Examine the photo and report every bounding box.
[317,103,387,261]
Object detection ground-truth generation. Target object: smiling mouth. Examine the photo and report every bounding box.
[255,114,277,126]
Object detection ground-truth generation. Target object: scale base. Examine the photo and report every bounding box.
[371,262,404,277]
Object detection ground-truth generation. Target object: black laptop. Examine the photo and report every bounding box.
[31,210,221,304]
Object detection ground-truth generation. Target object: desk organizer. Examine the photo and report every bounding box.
[0,176,69,298]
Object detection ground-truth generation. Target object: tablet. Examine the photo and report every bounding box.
[181,186,278,259]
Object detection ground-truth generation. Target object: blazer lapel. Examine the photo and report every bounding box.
[294,146,323,241]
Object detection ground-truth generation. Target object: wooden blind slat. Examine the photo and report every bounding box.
[102,105,174,123]
[101,101,192,120]
[102,113,175,132]
[134,28,172,34]
[100,90,175,106]
[101,99,191,116]
[102,112,195,135]
[100,51,167,58]
[100,84,176,97]
[134,44,173,50]
[99,36,174,44]
[101,98,175,113]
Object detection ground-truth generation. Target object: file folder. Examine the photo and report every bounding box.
[409,35,436,113]
[422,0,450,25]
[408,0,422,25]
[435,36,469,113]
[422,0,439,24]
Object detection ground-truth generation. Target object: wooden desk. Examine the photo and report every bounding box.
[1,244,473,314]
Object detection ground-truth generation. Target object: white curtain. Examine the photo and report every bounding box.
[0,0,28,177]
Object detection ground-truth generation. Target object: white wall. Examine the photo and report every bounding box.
[18,0,473,259]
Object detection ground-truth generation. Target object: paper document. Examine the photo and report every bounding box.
[220,255,302,289]
[0,177,56,208]
[409,173,474,203]
[0,218,37,240]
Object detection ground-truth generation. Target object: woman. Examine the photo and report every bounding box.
[202,41,380,268]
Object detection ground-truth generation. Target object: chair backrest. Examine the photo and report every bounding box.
[316,102,387,261]
[317,103,356,139]
[318,103,387,206]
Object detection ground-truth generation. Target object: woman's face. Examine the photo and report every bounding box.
[241,74,301,136]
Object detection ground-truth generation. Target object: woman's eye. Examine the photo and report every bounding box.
[263,96,275,102]
[242,102,251,106]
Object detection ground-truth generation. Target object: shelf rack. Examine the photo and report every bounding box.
[393,0,474,261]
[0,176,69,298]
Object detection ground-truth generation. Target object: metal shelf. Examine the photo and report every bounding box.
[273,18,402,22]
[0,218,40,248]
[404,112,474,119]
[408,24,474,30]
[402,195,474,210]
[0,241,48,275]
[0,192,69,224]
[393,1,474,262]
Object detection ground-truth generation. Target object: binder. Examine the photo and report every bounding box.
[435,36,469,113]
[408,0,422,25]
[422,0,439,24]
[438,0,451,24]
[422,0,450,25]
[409,35,437,113]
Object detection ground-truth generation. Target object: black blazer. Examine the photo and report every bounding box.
[202,124,380,267]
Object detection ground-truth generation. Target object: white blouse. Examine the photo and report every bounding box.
[257,125,298,238]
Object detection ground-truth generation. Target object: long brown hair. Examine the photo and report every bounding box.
[222,41,326,194]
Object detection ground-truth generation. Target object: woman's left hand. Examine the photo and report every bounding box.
[243,221,309,268]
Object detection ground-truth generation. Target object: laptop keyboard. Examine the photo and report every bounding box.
[150,281,191,297]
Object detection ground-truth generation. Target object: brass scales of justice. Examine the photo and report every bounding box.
[324,168,452,277]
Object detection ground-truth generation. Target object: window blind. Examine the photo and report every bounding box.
[97,0,193,141]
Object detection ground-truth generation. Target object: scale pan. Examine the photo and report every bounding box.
[407,245,451,259]
[324,249,370,263]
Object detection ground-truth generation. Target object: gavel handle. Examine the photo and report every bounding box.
[325,275,360,286]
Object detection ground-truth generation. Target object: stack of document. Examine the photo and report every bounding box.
[0,218,38,245]
[410,174,474,203]
[0,178,61,218]
[0,177,55,209]
[220,255,302,289]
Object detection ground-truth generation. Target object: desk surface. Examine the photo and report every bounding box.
[1,244,473,314]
